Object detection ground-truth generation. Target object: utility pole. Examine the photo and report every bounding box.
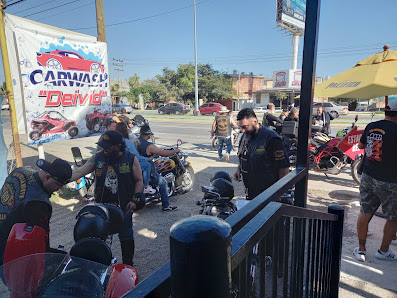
[113,58,123,87]
[95,0,106,42]
[193,0,200,116]
[0,3,22,167]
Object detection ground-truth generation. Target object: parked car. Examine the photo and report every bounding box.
[113,104,133,114]
[1,103,9,110]
[312,102,348,118]
[253,106,267,113]
[36,50,105,73]
[198,102,226,115]
[158,103,190,115]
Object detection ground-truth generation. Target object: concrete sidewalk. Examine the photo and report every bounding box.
[307,171,397,297]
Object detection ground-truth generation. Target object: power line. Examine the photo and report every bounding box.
[22,0,82,18]
[4,0,28,8]
[12,0,53,14]
[68,0,210,31]
[35,1,94,21]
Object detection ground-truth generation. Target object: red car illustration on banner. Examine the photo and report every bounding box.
[29,111,78,141]
[36,50,105,73]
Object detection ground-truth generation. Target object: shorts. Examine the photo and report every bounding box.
[360,173,397,220]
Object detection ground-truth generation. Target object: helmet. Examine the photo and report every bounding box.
[121,107,127,114]
[210,178,234,200]
[210,171,232,183]
[74,204,110,242]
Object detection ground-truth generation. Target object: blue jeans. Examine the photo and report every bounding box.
[139,160,151,186]
[218,136,232,158]
[119,210,134,241]
[151,173,170,208]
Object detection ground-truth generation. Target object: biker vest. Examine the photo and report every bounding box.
[94,150,136,210]
[137,137,152,158]
[238,127,280,198]
[215,114,231,137]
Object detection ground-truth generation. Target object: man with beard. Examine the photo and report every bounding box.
[0,158,72,264]
[71,130,144,266]
[233,108,289,200]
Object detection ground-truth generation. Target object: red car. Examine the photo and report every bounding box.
[29,111,78,141]
[198,102,226,115]
[36,50,105,73]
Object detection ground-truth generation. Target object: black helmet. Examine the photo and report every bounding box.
[210,171,232,183]
[210,178,234,200]
[74,204,110,242]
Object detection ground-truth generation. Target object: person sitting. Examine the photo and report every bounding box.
[262,103,283,129]
[312,106,331,135]
[285,107,299,122]
[136,125,178,211]
[279,109,289,121]
[118,108,132,129]
[115,122,155,195]
[112,108,121,123]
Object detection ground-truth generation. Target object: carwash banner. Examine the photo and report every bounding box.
[4,14,111,145]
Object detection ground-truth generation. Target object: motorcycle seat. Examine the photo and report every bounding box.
[70,237,112,266]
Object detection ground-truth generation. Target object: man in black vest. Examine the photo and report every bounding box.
[211,106,236,162]
[71,130,144,266]
[0,158,72,264]
[233,108,289,200]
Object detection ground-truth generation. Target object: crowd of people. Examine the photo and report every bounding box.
[0,101,395,271]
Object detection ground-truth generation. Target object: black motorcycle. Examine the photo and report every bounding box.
[196,185,237,220]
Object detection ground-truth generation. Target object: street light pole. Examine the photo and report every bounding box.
[193,0,200,116]
[237,71,240,111]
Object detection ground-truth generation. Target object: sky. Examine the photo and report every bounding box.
[1,0,397,83]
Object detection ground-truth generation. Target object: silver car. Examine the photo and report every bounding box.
[313,102,348,118]
[113,104,133,114]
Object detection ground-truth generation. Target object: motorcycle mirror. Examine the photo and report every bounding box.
[355,115,359,122]
[177,139,182,147]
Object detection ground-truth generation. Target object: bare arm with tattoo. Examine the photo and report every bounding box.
[70,155,96,181]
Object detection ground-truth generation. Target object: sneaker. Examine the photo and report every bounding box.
[225,153,230,163]
[144,185,156,194]
[353,247,366,262]
[162,205,177,211]
[375,249,397,261]
[218,156,223,160]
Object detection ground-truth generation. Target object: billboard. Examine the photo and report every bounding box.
[4,14,111,145]
[276,0,306,30]
[273,69,302,88]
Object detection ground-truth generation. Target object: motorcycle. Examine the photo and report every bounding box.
[284,115,365,182]
[196,185,237,220]
[1,203,138,297]
[86,108,112,133]
[144,139,195,204]
[211,127,241,151]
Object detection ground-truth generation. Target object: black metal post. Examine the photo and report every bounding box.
[328,205,344,298]
[170,216,232,298]
[295,0,321,208]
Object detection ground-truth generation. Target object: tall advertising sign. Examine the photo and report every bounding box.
[273,69,302,88]
[276,0,306,30]
[4,14,111,145]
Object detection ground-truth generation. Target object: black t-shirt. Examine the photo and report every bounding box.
[360,120,397,183]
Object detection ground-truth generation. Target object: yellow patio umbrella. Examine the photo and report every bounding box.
[314,48,397,100]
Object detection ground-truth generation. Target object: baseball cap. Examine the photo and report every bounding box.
[96,130,124,148]
[140,125,153,135]
[36,158,72,185]
[220,106,229,113]
[385,100,397,112]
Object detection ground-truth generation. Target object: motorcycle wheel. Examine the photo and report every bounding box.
[351,157,362,185]
[175,166,195,194]
[68,126,79,137]
[92,119,102,133]
[29,130,42,141]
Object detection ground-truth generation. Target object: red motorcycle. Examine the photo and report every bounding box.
[86,109,112,133]
[2,203,138,297]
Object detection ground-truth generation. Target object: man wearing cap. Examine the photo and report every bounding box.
[118,107,132,129]
[0,158,72,264]
[137,125,178,211]
[211,106,236,162]
[353,100,397,262]
[71,130,144,266]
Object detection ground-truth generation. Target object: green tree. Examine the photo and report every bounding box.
[275,91,288,109]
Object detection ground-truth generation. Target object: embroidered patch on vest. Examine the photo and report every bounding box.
[119,163,130,173]
[97,161,105,169]
[95,169,103,177]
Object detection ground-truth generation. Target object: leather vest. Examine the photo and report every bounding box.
[94,150,136,210]
[238,126,280,196]
[215,114,231,137]
[137,136,152,158]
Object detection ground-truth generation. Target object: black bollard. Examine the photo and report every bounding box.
[170,215,232,298]
[328,204,344,298]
